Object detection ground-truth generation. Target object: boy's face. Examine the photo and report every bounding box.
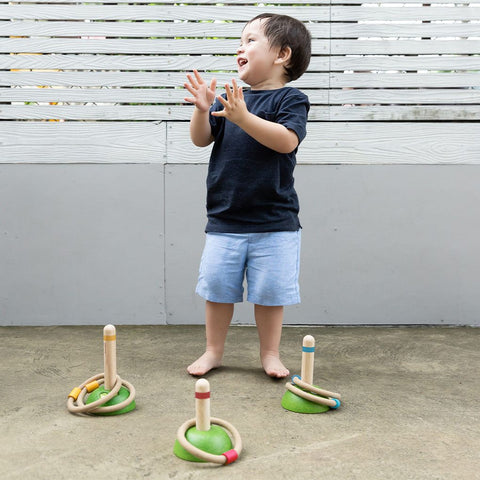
[237,19,284,89]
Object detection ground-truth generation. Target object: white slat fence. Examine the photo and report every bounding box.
[0,0,479,162]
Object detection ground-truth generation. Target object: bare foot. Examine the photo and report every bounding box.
[187,351,223,376]
[261,353,290,379]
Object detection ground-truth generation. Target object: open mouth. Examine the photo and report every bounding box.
[237,58,248,68]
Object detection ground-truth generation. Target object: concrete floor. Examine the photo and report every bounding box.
[1,325,479,480]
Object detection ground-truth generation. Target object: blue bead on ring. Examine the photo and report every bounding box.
[330,398,341,409]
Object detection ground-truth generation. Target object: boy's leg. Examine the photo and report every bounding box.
[187,300,234,376]
[254,304,289,378]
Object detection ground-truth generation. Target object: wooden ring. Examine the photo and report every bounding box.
[285,381,341,409]
[292,375,341,400]
[176,417,242,465]
[90,378,136,414]
[67,373,136,414]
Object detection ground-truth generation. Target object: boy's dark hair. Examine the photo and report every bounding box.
[246,13,311,82]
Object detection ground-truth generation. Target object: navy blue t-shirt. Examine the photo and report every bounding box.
[205,87,309,233]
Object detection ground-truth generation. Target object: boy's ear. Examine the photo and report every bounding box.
[275,46,292,65]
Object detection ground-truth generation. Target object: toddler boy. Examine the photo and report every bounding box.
[184,13,311,377]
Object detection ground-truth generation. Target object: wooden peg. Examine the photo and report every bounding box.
[195,379,211,432]
[301,335,315,385]
[103,324,117,391]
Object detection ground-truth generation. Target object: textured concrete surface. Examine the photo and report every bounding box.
[1,325,479,479]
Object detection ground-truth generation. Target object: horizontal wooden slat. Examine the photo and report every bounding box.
[329,105,480,121]
[330,0,475,3]
[0,121,166,163]
[0,20,329,38]
[302,122,480,163]
[0,38,329,54]
[0,87,330,104]
[1,53,476,73]
[330,89,480,105]
[330,56,480,72]
[0,54,329,72]
[13,105,479,122]
[4,87,478,106]
[331,23,480,39]
[3,0,473,4]
[3,37,476,56]
[166,121,480,164]
[2,4,476,23]
[330,73,480,88]
[2,87,192,104]
[0,72,330,88]
[331,7,480,22]
[0,20,243,38]
[332,40,480,55]
[0,105,331,120]
[0,38,244,54]
[0,72,234,87]
[1,121,479,164]
[0,5,329,21]
[2,104,478,122]
[0,0,329,4]
[2,38,477,59]
[2,20,478,40]
[305,122,480,162]
[0,54,238,72]
[5,72,477,89]
[0,104,186,120]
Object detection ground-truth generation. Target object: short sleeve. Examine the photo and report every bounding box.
[275,90,310,144]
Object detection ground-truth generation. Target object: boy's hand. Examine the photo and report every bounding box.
[184,69,217,113]
[211,79,249,125]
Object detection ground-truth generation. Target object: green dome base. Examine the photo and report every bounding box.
[174,425,233,462]
[281,387,330,414]
[86,385,136,416]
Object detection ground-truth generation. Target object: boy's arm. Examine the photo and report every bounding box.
[235,112,299,154]
[190,107,214,148]
[212,80,300,154]
[184,69,216,147]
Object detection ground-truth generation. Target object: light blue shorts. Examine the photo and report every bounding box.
[196,230,301,306]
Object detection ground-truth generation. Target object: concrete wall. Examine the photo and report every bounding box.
[2,1,479,325]
[2,163,479,326]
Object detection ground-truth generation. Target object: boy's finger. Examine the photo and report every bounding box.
[230,79,243,100]
[231,78,238,97]
[216,95,228,107]
[210,78,217,92]
[184,83,197,96]
[193,69,204,84]
[186,74,198,89]
[224,83,232,100]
